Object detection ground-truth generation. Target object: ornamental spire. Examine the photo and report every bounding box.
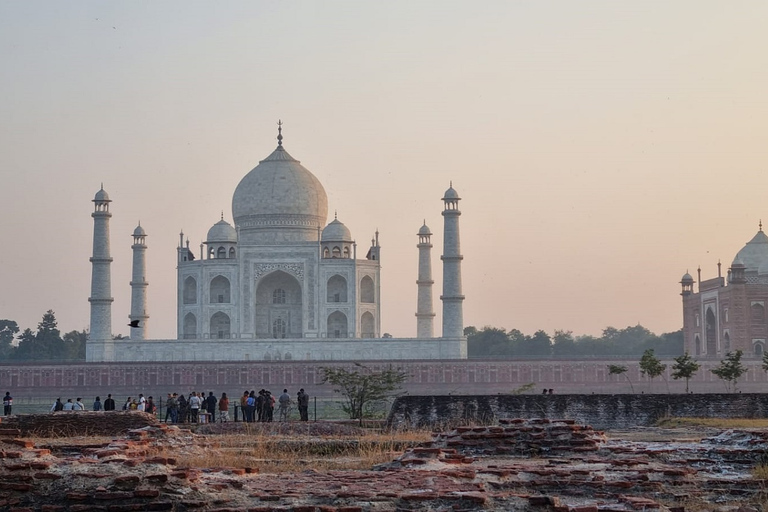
[277,119,283,148]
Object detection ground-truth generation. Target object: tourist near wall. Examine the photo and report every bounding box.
[2,358,768,399]
[386,394,768,430]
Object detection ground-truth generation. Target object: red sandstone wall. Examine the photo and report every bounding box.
[2,359,768,399]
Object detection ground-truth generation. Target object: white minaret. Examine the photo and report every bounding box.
[416,221,435,338]
[440,183,465,338]
[89,186,114,345]
[129,223,149,340]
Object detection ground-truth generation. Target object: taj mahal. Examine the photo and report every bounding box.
[86,124,467,362]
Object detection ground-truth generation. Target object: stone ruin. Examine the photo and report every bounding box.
[1,414,768,511]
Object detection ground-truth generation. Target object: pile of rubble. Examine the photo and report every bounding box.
[1,416,767,511]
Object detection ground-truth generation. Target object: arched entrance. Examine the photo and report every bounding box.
[255,271,302,338]
[327,311,348,338]
[705,307,717,356]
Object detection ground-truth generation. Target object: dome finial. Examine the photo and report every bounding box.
[760,219,763,232]
[334,210,337,220]
[277,119,283,148]
[221,210,224,221]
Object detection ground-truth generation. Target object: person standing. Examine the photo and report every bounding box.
[145,396,156,415]
[3,392,12,416]
[167,393,179,423]
[206,392,217,423]
[240,391,249,422]
[93,396,103,411]
[297,389,309,422]
[189,392,201,422]
[218,392,229,422]
[137,394,146,412]
[278,389,291,422]
[103,394,115,411]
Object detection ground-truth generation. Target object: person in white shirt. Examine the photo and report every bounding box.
[188,392,201,422]
[75,398,85,410]
[137,394,146,412]
[63,399,75,411]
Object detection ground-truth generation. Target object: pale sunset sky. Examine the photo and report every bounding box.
[1,2,767,340]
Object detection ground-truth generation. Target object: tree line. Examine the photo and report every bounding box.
[0,311,87,362]
[465,324,683,359]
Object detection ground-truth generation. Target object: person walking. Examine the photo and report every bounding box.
[103,394,115,411]
[93,396,103,411]
[218,392,230,422]
[3,392,12,416]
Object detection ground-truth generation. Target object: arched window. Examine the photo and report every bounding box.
[217,247,226,259]
[327,311,348,338]
[343,247,350,258]
[332,246,341,258]
[327,275,348,303]
[361,312,375,338]
[210,312,231,339]
[183,313,197,339]
[723,332,731,353]
[705,308,717,355]
[229,247,236,259]
[183,276,197,304]
[323,247,330,259]
[752,303,765,322]
[694,335,701,356]
[272,318,286,339]
[360,276,374,303]
[208,247,215,259]
[755,341,765,357]
[210,276,230,304]
[273,288,286,304]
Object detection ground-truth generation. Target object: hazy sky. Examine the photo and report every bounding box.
[1,2,767,341]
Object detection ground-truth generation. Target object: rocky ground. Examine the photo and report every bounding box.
[1,413,767,511]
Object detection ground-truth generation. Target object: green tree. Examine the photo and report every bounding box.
[671,352,700,393]
[0,320,19,358]
[639,349,667,391]
[12,310,68,361]
[63,329,88,360]
[518,330,552,357]
[552,330,577,356]
[608,364,634,393]
[711,350,747,393]
[466,326,511,357]
[321,363,407,425]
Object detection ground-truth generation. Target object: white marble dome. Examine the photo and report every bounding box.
[734,229,768,272]
[322,218,352,242]
[443,185,459,200]
[133,224,146,237]
[94,187,110,202]
[232,145,328,240]
[206,219,237,243]
[418,222,432,236]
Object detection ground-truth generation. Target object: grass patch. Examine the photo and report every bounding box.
[655,417,768,429]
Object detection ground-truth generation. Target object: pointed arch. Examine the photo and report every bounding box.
[327,274,347,303]
[229,247,236,258]
[705,307,717,355]
[210,275,230,304]
[183,313,197,339]
[360,275,374,303]
[361,311,375,338]
[210,311,231,339]
[327,311,348,338]
[255,270,302,338]
[183,276,197,304]
[217,246,226,259]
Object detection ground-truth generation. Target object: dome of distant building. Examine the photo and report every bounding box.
[322,218,352,242]
[94,187,110,202]
[681,272,694,283]
[418,223,432,236]
[443,185,459,200]
[133,224,146,237]
[733,228,768,272]
[232,141,328,242]
[206,219,237,243]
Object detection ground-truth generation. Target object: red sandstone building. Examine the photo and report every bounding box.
[682,224,768,359]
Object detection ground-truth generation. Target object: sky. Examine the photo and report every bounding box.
[1,2,767,341]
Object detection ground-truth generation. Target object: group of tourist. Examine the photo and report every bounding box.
[5,388,311,421]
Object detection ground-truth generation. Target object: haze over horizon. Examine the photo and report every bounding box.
[1,2,767,341]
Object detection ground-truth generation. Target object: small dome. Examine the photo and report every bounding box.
[94,187,110,202]
[733,228,768,272]
[732,256,745,267]
[418,223,432,236]
[443,185,460,200]
[321,218,352,242]
[206,219,237,243]
[133,224,146,237]
[681,272,694,283]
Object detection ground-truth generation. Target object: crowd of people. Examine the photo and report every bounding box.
[32,388,311,423]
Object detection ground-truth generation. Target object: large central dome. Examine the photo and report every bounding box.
[232,142,328,244]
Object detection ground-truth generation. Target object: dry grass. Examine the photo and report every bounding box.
[153,429,433,473]
[655,417,768,429]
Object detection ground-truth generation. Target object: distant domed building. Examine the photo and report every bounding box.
[86,123,466,362]
[681,222,768,359]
